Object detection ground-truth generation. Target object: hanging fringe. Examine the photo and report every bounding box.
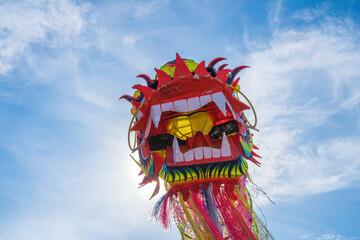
[151,179,274,239]
[151,191,173,229]
[188,190,223,240]
[214,189,257,240]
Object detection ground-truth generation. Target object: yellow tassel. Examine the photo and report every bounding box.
[179,196,206,240]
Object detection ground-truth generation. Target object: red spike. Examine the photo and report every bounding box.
[136,74,154,87]
[194,61,209,76]
[155,68,172,87]
[232,65,249,77]
[207,57,226,69]
[119,94,138,102]
[231,77,240,87]
[253,144,259,150]
[217,64,228,72]
[139,170,144,176]
[251,151,262,159]
[228,78,240,95]
[132,84,154,100]
[231,98,250,112]
[131,114,148,132]
[173,53,192,80]
[227,66,250,85]
[216,69,231,83]
[139,176,155,187]
[248,157,261,166]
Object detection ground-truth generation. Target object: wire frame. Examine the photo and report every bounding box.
[127,100,146,152]
[227,84,257,128]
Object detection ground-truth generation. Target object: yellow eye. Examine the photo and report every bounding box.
[133,90,141,98]
[167,112,213,140]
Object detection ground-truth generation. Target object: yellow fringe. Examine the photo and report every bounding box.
[179,196,206,240]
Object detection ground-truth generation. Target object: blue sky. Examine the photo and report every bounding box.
[0,0,359,239]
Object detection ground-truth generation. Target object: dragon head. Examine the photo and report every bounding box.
[121,54,260,194]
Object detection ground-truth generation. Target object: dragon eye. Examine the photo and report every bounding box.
[209,120,239,140]
[148,134,187,151]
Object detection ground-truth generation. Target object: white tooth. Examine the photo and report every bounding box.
[184,149,194,161]
[151,105,161,128]
[172,137,184,162]
[225,99,236,118]
[204,147,212,159]
[212,92,227,116]
[200,94,212,107]
[187,97,201,111]
[144,117,152,139]
[194,147,204,160]
[221,132,231,157]
[212,148,221,158]
[174,99,189,112]
[161,102,175,112]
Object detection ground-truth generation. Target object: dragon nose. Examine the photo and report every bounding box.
[167,112,213,140]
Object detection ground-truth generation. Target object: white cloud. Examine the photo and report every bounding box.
[132,0,160,19]
[122,34,137,47]
[0,0,90,75]
[293,2,331,22]
[268,0,282,26]
[234,18,360,203]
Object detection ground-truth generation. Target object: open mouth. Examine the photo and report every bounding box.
[168,131,240,166]
[146,91,243,167]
